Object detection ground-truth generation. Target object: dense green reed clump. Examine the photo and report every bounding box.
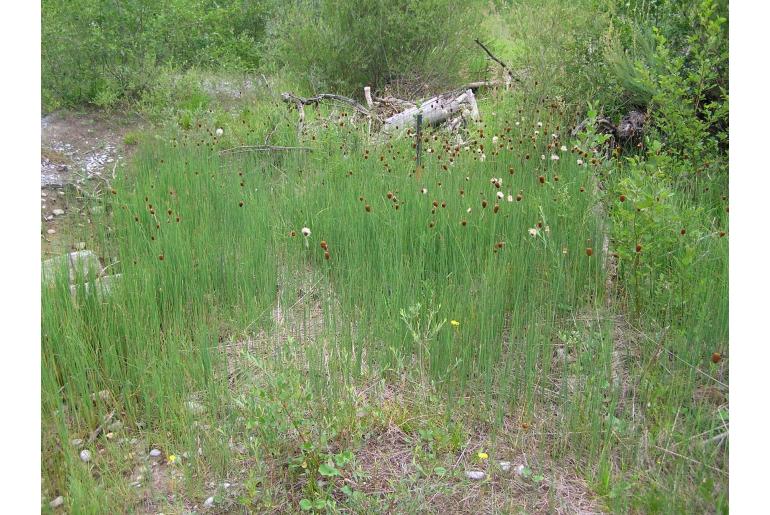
[41,90,727,511]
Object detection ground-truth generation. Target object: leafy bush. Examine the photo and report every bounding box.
[42,0,275,110]
[262,0,485,97]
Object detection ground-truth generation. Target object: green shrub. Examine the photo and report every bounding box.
[42,0,276,110]
[262,0,485,97]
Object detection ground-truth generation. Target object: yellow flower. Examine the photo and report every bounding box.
[450,320,460,327]
[167,454,177,464]
[477,451,489,460]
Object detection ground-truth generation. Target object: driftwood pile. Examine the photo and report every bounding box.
[280,81,500,140]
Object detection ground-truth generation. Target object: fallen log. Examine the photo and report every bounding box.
[381,88,480,135]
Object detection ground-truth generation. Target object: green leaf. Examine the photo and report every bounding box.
[318,463,340,477]
[299,499,313,511]
[533,474,545,482]
[313,499,326,509]
[341,485,353,496]
[433,466,447,476]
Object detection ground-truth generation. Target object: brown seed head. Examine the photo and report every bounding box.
[636,244,642,253]
[586,247,593,257]
[711,352,722,364]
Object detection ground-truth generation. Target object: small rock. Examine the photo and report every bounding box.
[222,482,231,489]
[204,496,215,508]
[47,229,57,235]
[465,470,485,480]
[42,192,48,197]
[186,400,206,415]
[52,209,65,216]
[58,190,65,196]
[79,449,92,462]
[499,461,512,472]
[49,496,64,508]
[70,438,83,447]
[149,449,162,458]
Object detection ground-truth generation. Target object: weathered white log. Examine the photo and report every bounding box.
[364,87,374,109]
[382,90,479,135]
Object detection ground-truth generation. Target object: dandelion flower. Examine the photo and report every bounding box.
[215,128,223,137]
[561,145,568,152]
[451,320,460,327]
[529,228,538,237]
[551,154,559,161]
[421,188,428,194]
[477,451,489,460]
[492,136,499,145]
[497,191,504,200]
[167,454,177,464]
[301,227,311,237]
[507,194,513,202]
[577,159,584,166]
[541,155,546,160]
[537,122,543,127]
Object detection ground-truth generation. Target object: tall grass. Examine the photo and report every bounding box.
[41,89,727,511]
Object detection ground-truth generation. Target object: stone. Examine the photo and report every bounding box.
[499,461,512,472]
[186,400,206,415]
[52,209,65,216]
[204,496,215,508]
[465,470,485,480]
[49,496,65,508]
[47,229,56,234]
[69,274,122,298]
[149,449,162,458]
[514,464,526,476]
[42,250,102,286]
[79,449,92,462]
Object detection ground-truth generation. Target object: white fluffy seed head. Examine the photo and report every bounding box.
[301,227,311,237]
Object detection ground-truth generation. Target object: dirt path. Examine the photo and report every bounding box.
[41,110,145,257]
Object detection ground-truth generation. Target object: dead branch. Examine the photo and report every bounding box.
[219,145,314,155]
[474,39,518,86]
[280,92,371,117]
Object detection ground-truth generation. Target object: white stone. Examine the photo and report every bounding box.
[204,496,215,508]
[42,251,102,285]
[465,470,485,480]
[49,496,64,508]
[515,464,526,476]
[47,229,56,235]
[79,449,92,462]
[149,449,162,457]
[52,209,65,216]
[499,461,512,472]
